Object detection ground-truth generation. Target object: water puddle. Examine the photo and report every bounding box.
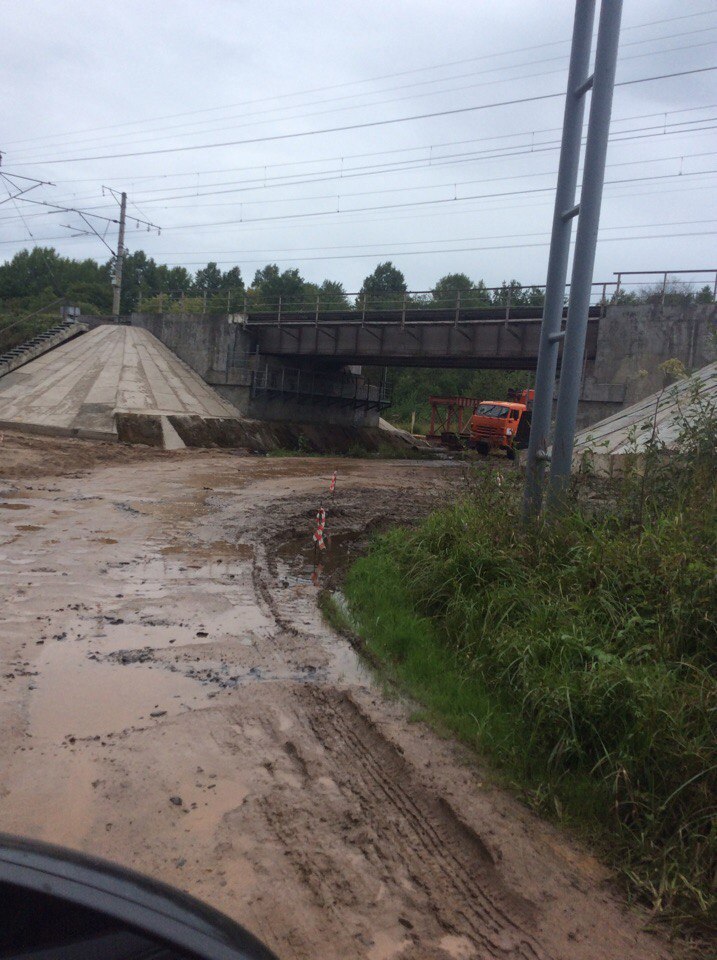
[274,532,374,687]
[276,529,361,582]
[81,618,189,652]
[30,642,209,742]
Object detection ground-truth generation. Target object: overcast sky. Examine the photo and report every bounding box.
[2,0,716,296]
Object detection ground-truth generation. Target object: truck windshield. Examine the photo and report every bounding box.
[475,404,511,418]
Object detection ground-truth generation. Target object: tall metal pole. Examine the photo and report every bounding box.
[111,191,127,319]
[549,0,623,503]
[523,0,596,520]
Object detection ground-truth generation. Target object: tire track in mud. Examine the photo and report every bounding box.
[249,492,552,959]
[294,686,547,959]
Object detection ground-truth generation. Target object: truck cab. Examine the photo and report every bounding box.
[469,401,531,459]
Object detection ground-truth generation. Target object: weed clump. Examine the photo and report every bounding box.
[344,390,717,930]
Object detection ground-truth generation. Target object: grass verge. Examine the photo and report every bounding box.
[339,390,716,934]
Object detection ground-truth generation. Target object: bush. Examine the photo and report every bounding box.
[344,403,717,929]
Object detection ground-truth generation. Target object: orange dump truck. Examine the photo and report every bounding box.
[468,394,532,459]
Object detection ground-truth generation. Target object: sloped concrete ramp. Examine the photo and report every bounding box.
[0,324,240,444]
[572,360,716,475]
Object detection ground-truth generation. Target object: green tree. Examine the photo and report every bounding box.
[207,266,245,312]
[193,262,223,298]
[380,367,529,432]
[431,273,492,308]
[492,279,523,306]
[431,272,473,305]
[250,264,306,309]
[610,286,641,305]
[0,247,107,302]
[359,261,407,307]
[303,278,350,312]
[222,266,244,292]
[318,279,349,310]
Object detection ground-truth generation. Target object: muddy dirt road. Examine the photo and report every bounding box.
[0,437,676,959]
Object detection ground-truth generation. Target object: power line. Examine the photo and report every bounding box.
[10,33,716,163]
[6,8,715,150]
[28,102,717,189]
[150,168,717,231]
[20,66,717,166]
[82,150,717,219]
[4,134,715,229]
[3,178,713,247]
[108,231,717,267]
[6,114,715,223]
[28,117,710,214]
[10,168,690,235]
[3,226,713,267]
[93,142,717,212]
[127,219,717,261]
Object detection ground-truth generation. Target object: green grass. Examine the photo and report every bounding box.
[339,394,717,933]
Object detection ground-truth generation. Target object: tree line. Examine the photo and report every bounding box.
[0,247,544,316]
[3,247,711,319]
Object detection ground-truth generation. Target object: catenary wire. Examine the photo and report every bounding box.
[18,66,717,166]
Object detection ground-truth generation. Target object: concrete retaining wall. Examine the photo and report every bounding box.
[577,302,716,428]
[130,312,252,380]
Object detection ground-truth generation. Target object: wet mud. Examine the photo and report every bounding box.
[0,438,680,960]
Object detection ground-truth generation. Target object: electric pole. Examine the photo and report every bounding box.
[523,0,595,520]
[111,191,127,319]
[549,0,623,505]
[523,0,622,518]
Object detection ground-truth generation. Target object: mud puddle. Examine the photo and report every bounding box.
[276,529,362,584]
[30,641,210,742]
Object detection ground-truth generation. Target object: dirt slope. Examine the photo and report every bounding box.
[0,437,681,959]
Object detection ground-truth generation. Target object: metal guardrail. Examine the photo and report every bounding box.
[613,269,717,307]
[241,282,588,325]
[241,272,715,326]
[126,269,716,319]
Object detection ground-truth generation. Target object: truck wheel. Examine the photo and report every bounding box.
[506,446,516,461]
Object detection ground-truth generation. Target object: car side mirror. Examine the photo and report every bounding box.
[0,833,278,960]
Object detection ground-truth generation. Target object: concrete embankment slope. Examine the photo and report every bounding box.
[0,324,239,445]
[571,360,716,476]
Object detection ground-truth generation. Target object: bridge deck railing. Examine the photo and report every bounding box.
[238,270,716,325]
[240,281,616,325]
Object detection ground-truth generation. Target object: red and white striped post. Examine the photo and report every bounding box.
[313,507,327,558]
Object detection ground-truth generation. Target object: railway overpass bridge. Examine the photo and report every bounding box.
[126,295,715,430]
[242,304,602,370]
